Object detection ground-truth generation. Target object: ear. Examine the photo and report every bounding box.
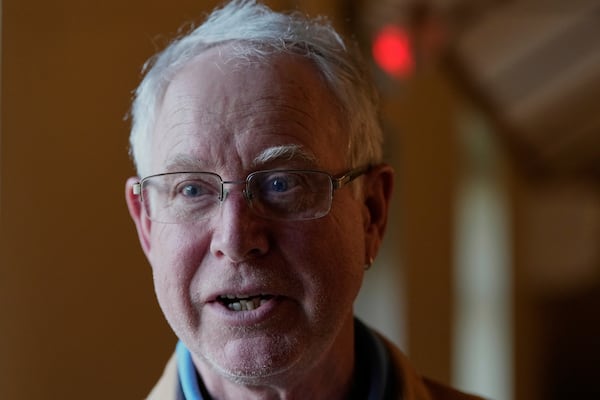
[125,176,152,257]
[361,164,394,264]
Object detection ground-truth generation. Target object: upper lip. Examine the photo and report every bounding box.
[206,287,281,303]
[201,270,292,304]
[217,293,273,301]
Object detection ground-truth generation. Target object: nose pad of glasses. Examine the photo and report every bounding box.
[243,189,254,202]
[219,188,253,204]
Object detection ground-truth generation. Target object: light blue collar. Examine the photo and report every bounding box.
[176,341,204,400]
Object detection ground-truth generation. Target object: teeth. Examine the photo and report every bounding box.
[222,295,271,311]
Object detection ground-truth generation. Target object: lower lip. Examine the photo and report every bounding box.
[206,296,286,326]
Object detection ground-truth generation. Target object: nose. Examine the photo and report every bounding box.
[209,189,270,263]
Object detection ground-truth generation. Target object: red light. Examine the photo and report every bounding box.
[372,25,414,78]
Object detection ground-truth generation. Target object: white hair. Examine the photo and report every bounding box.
[129,0,383,177]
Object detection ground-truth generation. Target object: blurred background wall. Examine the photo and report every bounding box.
[1,0,599,399]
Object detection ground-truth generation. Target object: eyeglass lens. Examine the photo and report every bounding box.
[141,171,334,223]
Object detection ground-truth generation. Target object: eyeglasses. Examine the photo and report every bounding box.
[132,166,370,223]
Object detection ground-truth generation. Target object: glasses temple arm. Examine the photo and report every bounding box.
[332,165,372,189]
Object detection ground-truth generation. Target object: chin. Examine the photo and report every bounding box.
[200,334,306,384]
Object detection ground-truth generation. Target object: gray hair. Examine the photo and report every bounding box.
[129,0,383,177]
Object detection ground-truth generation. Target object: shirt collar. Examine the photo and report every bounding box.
[176,341,204,400]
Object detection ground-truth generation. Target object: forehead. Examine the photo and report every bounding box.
[149,45,348,174]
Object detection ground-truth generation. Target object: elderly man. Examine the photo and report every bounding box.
[125,1,483,399]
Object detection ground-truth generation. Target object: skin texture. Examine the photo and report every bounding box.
[126,44,393,399]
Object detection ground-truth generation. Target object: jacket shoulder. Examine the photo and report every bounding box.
[423,377,486,400]
[379,333,485,400]
[146,352,180,400]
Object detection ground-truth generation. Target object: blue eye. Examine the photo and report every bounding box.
[182,184,203,197]
[269,177,290,192]
[175,179,217,199]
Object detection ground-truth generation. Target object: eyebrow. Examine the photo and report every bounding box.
[162,144,316,174]
[252,144,316,167]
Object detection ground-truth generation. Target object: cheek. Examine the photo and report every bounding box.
[147,226,211,315]
[282,211,365,306]
[149,225,210,269]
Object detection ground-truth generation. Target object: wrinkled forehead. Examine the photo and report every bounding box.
[161,44,342,116]
[148,44,349,174]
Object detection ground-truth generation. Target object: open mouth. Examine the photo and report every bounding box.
[217,294,275,311]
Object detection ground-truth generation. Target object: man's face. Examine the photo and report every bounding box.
[129,46,373,382]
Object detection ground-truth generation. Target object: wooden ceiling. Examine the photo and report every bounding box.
[352,0,600,178]
[451,0,600,178]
